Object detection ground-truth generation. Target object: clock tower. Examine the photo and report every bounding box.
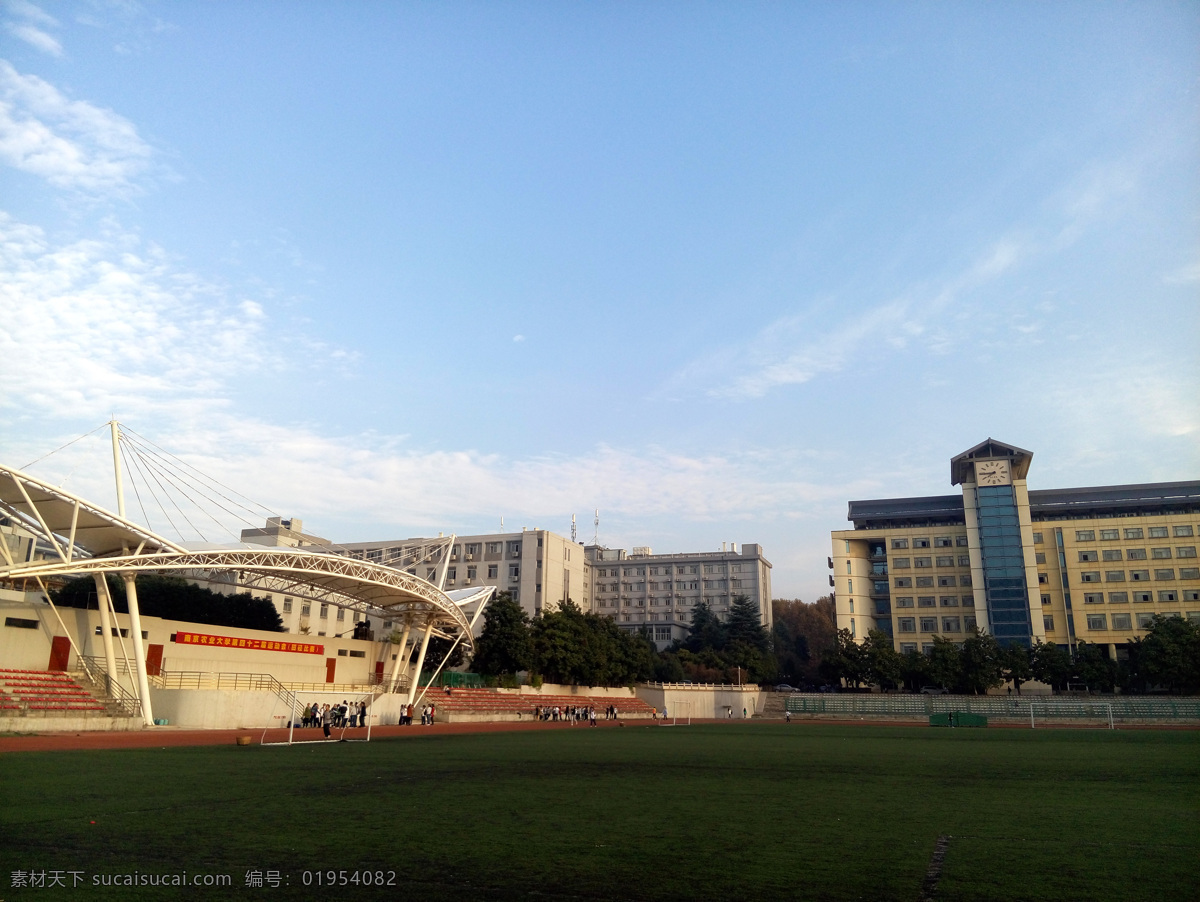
[951,439,1044,647]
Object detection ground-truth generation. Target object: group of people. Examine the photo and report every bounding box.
[534,705,599,726]
[396,703,436,726]
[299,700,368,738]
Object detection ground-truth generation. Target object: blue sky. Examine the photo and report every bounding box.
[2,1,1197,599]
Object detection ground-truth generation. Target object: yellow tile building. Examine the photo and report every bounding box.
[831,439,1200,658]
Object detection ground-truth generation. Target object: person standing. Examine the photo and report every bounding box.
[321,704,332,739]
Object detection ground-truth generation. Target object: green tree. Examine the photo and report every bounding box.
[51,574,283,632]
[1070,641,1116,692]
[685,601,728,653]
[958,631,1004,695]
[863,630,903,690]
[727,595,769,651]
[530,601,588,685]
[771,596,837,685]
[1030,640,1072,691]
[1139,615,1200,694]
[999,642,1034,695]
[819,628,868,688]
[899,648,929,692]
[925,636,962,692]
[469,592,531,676]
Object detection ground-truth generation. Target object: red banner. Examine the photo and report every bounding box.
[174,631,324,655]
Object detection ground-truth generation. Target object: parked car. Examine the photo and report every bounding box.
[920,686,948,695]
[775,683,797,692]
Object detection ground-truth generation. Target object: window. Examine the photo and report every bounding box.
[919,617,938,632]
[1033,532,1043,544]
[1083,593,1104,604]
[1041,594,1051,605]
[962,595,975,607]
[1133,592,1152,603]
[1136,613,1156,628]
[1177,546,1197,558]
[1043,615,1054,631]
[1086,614,1107,630]
[961,575,972,587]
[1124,528,1143,540]
[1154,569,1175,581]
[900,643,918,654]
[1174,525,1194,537]
[936,576,955,588]
[916,577,934,588]
[940,596,958,607]
[1111,613,1132,630]
[1100,529,1119,541]
[1158,590,1178,602]
[895,597,914,608]
[1109,592,1128,604]
[892,557,911,568]
[1105,571,1125,582]
[319,603,329,619]
[1035,552,1047,564]
[942,617,961,632]
[486,542,501,554]
[964,615,977,630]
[892,538,909,549]
[1102,549,1123,561]
[914,557,932,568]
[487,564,497,579]
[336,608,345,621]
[918,596,936,608]
[936,555,954,567]
[956,536,969,547]
[1148,526,1169,539]
[467,565,477,580]
[447,567,457,580]
[1039,573,1049,584]
[914,538,931,549]
[1189,611,1200,623]
[898,617,916,633]
[1181,568,1200,580]
[1076,530,1095,542]
[301,602,311,617]
[1079,572,1100,583]
[1078,550,1099,562]
[935,537,953,548]
[1130,570,1150,581]
[894,577,912,588]
[1152,547,1172,559]
[959,555,971,567]
[509,564,520,578]
[1127,548,1147,560]
[282,598,293,613]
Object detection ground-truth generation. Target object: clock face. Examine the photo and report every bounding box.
[975,460,1011,486]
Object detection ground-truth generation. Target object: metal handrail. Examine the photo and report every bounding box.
[74,656,141,717]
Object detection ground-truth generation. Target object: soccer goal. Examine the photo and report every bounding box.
[1028,701,1114,730]
[661,699,694,726]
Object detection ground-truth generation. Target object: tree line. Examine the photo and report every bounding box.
[821,616,1200,695]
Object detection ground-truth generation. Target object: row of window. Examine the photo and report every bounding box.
[1070,526,1195,542]
[894,575,971,588]
[1084,612,1200,630]
[891,536,969,550]
[897,615,978,633]
[594,563,749,578]
[891,555,972,568]
[1079,547,1196,562]
[1079,590,1199,604]
[894,595,975,608]
[1074,568,1199,582]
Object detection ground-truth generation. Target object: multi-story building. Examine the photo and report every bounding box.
[331,529,589,620]
[588,543,773,649]
[831,438,1200,658]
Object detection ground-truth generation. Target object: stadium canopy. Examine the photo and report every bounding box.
[0,461,489,725]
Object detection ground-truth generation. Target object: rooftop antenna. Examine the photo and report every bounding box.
[500,516,504,532]
[593,509,599,546]
[571,514,577,543]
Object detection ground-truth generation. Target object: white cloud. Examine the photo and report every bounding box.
[4,1,58,28]
[1162,261,1200,285]
[5,22,61,56]
[0,59,155,194]
[512,334,525,343]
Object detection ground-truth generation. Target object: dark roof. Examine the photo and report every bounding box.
[1027,482,1200,519]
[848,481,1200,529]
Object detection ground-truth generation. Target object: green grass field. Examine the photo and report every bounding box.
[2,724,1197,901]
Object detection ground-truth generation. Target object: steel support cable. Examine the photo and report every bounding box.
[121,437,207,543]
[118,442,155,535]
[118,431,273,541]
[20,421,110,471]
[118,426,277,522]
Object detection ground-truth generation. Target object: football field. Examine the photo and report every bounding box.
[2,723,1197,901]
